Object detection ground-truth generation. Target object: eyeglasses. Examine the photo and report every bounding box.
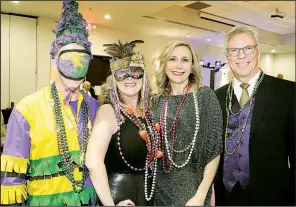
[114,67,144,81]
[226,45,257,57]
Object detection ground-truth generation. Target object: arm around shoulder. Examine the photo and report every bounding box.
[86,104,117,169]
[85,104,118,206]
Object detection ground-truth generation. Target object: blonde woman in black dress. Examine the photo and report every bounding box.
[86,40,161,206]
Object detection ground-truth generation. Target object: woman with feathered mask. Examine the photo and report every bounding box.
[86,40,162,206]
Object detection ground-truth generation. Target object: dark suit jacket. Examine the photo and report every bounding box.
[214,74,295,205]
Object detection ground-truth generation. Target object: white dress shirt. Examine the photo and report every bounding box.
[233,70,262,101]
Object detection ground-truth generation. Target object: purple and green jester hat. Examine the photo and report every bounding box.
[50,0,93,104]
[50,0,92,104]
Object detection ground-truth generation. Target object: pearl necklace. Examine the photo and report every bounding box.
[167,135,195,153]
[163,92,200,169]
[117,107,147,171]
[144,156,157,201]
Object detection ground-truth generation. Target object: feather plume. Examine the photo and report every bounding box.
[103,40,144,60]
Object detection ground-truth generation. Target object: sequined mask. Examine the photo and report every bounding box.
[57,49,92,81]
[114,67,144,81]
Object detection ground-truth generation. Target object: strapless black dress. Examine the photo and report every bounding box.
[100,112,152,206]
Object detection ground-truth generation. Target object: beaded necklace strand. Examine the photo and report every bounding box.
[117,106,161,201]
[160,91,200,173]
[51,82,91,193]
[224,72,264,155]
[160,85,201,173]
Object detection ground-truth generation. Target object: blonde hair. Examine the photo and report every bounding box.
[155,40,202,97]
[98,75,112,105]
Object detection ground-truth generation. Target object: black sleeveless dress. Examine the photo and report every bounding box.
[101,112,152,206]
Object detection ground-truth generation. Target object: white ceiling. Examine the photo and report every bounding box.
[1,1,295,54]
[201,1,295,34]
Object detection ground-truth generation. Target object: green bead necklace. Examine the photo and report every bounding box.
[50,82,91,193]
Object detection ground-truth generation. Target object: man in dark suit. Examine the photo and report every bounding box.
[214,25,295,206]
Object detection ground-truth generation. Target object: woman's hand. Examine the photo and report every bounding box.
[185,195,205,206]
[117,199,135,206]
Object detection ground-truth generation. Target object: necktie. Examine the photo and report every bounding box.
[239,83,250,107]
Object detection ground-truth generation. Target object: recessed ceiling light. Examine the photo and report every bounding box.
[206,38,210,41]
[104,14,111,20]
[271,49,276,53]
[187,35,190,38]
[12,1,20,3]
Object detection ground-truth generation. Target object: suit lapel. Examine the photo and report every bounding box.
[231,90,241,114]
[250,75,272,133]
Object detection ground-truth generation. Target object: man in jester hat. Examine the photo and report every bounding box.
[0,0,99,205]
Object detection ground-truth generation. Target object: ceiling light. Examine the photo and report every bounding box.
[11,1,20,3]
[271,49,276,53]
[187,35,190,38]
[206,38,210,42]
[104,14,111,20]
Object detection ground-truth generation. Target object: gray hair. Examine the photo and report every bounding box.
[224,25,259,54]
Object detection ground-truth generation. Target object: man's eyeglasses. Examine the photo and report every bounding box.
[226,45,257,57]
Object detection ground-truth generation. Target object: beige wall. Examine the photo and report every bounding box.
[36,17,56,90]
[259,53,295,82]
[1,14,37,109]
[1,14,10,109]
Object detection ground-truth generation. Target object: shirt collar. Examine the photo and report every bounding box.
[233,69,262,89]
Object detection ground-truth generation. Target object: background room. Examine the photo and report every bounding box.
[1,1,295,125]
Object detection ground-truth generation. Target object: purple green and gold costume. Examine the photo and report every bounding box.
[1,0,98,205]
[1,86,98,205]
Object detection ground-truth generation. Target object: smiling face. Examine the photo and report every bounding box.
[164,45,193,86]
[226,32,260,82]
[115,67,143,98]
